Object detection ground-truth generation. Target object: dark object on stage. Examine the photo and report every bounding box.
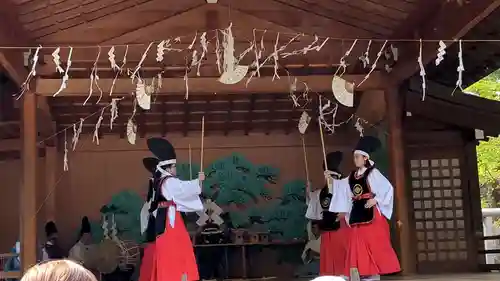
[318,185,340,231]
[196,222,225,245]
[354,136,381,155]
[142,157,159,174]
[348,166,375,226]
[323,151,343,174]
[147,137,176,161]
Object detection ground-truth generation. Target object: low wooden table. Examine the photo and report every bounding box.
[194,240,305,279]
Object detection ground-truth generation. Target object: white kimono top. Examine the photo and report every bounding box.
[140,178,155,234]
[328,167,394,221]
[160,175,204,228]
[305,189,323,221]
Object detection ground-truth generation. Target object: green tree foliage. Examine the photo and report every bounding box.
[176,152,307,239]
[465,69,500,207]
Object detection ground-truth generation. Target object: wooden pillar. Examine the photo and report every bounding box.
[45,146,57,222]
[21,91,37,272]
[385,83,416,274]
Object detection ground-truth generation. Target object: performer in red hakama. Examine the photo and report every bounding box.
[329,136,400,281]
[147,137,204,281]
[306,151,348,277]
[139,157,160,281]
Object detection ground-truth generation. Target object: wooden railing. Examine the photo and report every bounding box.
[479,208,500,271]
[0,253,21,280]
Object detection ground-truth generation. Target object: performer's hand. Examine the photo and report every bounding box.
[198,172,205,181]
[364,198,377,208]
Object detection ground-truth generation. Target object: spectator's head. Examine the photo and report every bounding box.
[21,260,97,281]
[311,277,347,281]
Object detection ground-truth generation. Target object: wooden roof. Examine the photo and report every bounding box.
[404,6,500,139]
[0,0,499,156]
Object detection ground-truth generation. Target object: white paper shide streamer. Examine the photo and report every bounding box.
[63,131,69,172]
[72,118,84,151]
[298,111,311,134]
[455,40,465,93]
[93,108,105,145]
[435,40,447,66]
[136,79,151,110]
[126,100,138,145]
[110,99,120,130]
[417,39,426,101]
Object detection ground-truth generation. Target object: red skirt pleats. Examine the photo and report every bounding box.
[320,220,349,276]
[155,211,199,281]
[139,243,156,281]
[344,209,401,276]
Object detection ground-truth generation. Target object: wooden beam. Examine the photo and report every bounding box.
[391,0,500,83]
[44,146,57,222]
[385,82,416,274]
[355,90,386,125]
[36,73,383,96]
[21,91,38,272]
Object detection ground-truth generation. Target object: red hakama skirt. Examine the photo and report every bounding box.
[320,219,349,276]
[139,243,156,281]
[154,210,199,281]
[344,209,401,276]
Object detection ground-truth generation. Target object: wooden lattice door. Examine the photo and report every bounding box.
[408,148,475,273]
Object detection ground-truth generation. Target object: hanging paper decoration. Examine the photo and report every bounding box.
[109,46,128,96]
[417,39,427,101]
[331,76,354,107]
[249,30,265,78]
[318,97,339,134]
[335,39,358,77]
[52,47,64,73]
[196,32,208,76]
[156,40,167,62]
[246,32,300,86]
[18,46,42,98]
[130,42,153,82]
[126,100,138,145]
[289,78,310,108]
[63,130,69,172]
[110,99,120,130]
[219,23,249,85]
[435,40,447,66]
[72,118,84,151]
[215,31,223,74]
[92,108,105,145]
[281,34,329,57]
[359,40,372,68]
[108,46,119,71]
[84,46,103,105]
[298,111,311,134]
[126,119,137,145]
[53,47,73,97]
[357,40,387,87]
[354,118,364,137]
[188,32,197,49]
[455,40,465,93]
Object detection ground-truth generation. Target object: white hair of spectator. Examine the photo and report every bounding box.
[311,276,347,281]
